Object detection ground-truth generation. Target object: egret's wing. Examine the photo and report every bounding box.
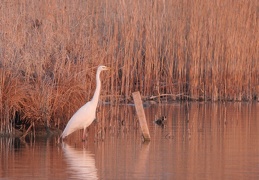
[61,102,96,138]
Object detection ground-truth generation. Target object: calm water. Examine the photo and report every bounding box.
[1,103,259,180]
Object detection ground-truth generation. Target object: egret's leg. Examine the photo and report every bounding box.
[82,128,89,141]
[82,128,86,141]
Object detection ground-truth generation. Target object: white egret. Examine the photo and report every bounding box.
[61,65,110,141]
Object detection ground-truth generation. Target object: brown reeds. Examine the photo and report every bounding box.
[0,0,258,134]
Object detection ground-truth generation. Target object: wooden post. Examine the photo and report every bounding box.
[132,91,151,141]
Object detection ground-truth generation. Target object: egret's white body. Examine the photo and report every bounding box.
[61,65,110,140]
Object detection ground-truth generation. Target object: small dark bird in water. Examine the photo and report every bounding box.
[154,116,167,126]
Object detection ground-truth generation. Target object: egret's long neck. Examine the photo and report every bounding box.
[91,70,101,106]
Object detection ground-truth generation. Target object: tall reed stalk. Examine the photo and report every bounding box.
[0,0,258,134]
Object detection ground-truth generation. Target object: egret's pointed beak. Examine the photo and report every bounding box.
[105,67,111,70]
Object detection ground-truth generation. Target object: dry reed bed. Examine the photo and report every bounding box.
[0,0,258,135]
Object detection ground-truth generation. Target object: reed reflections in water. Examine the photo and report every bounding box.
[0,137,66,180]
[96,103,259,179]
[0,103,259,180]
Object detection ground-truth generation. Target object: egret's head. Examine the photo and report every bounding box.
[98,65,110,71]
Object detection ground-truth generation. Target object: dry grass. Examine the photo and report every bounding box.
[0,0,258,134]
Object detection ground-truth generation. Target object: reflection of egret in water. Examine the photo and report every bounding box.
[62,143,98,180]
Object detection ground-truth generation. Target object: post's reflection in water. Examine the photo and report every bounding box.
[133,142,150,179]
[62,142,98,180]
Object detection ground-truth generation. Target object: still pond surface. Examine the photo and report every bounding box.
[1,102,259,180]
